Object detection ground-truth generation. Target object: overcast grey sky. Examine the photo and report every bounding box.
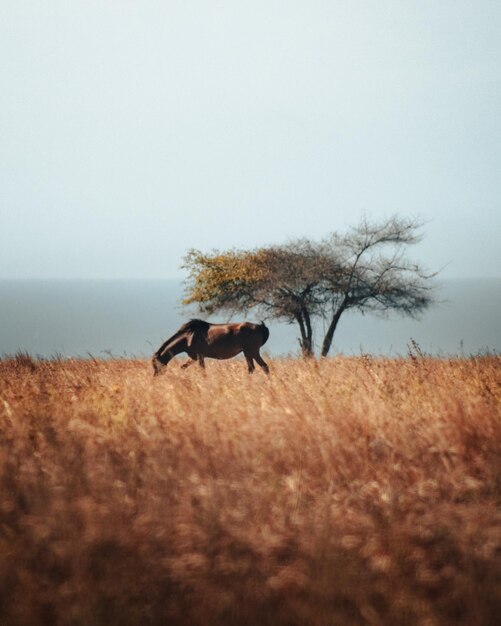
[1,0,500,279]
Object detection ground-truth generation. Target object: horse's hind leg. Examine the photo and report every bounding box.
[245,354,255,374]
[255,353,269,374]
[197,354,205,369]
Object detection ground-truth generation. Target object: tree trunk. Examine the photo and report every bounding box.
[302,307,314,357]
[295,312,314,358]
[321,305,345,357]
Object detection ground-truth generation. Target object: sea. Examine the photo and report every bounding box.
[0,278,500,359]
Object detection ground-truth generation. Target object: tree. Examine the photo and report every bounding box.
[182,216,435,357]
[317,216,435,356]
[182,241,325,356]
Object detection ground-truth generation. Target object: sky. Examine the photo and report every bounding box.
[1,0,500,279]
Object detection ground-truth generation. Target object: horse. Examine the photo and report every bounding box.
[152,319,270,375]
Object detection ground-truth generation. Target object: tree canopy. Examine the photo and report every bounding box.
[182,216,436,357]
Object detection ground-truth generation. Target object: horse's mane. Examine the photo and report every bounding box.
[180,319,211,334]
[154,319,210,356]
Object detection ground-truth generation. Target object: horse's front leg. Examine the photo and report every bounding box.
[197,354,205,369]
[181,357,196,369]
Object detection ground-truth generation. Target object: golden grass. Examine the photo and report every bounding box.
[0,354,500,626]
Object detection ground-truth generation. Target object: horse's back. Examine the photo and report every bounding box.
[201,322,266,358]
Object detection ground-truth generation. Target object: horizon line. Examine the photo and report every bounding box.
[1,275,501,282]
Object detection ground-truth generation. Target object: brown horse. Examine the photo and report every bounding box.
[152,319,270,375]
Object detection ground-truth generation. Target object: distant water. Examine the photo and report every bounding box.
[0,279,500,358]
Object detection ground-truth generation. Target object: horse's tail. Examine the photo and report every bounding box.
[259,321,270,346]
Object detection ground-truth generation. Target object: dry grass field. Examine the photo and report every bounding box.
[0,353,500,626]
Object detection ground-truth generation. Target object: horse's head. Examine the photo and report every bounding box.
[152,357,165,376]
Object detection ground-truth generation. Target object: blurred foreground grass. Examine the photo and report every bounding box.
[0,354,500,626]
